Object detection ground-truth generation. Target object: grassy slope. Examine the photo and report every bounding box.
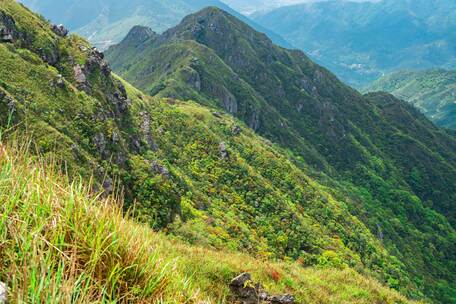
[365,69,456,130]
[1,1,455,302]
[106,8,456,302]
[0,139,417,304]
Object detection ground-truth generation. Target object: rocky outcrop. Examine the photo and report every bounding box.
[0,27,13,42]
[181,67,201,91]
[139,112,158,150]
[0,12,16,43]
[51,24,68,37]
[86,48,111,76]
[152,161,170,178]
[232,125,242,135]
[73,64,87,84]
[0,281,7,304]
[209,84,238,114]
[219,142,229,159]
[229,273,295,304]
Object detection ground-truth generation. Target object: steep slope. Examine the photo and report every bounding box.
[253,0,456,87]
[106,7,456,302]
[19,0,290,50]
[0,1,427,302]
[0,142,416,304]
[365,69,456,130]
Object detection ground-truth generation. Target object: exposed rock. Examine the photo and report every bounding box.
[73,64,87,84]
[51,74,65,88]
[248,111,260,131]
[124,25,157,45]
[229,273,262,304]
[0,281,7,304]
[152,160,170,178]
[51,24,69,37]
[102,176,114,195]
[140,112,158,150]
[108,90,131,114]
[212,111,223,118]
[229,273,295,304]
[0,27,13,43]
[0,92,15,115]
[211,85,238,114]
[219,142,229,159]
[0,12,16,43]
[86,47,111,76]
[232,125,242,135]
[268,295,295,304]
[93,133,107,156]
[182,67,201,91]
[130,136,141,153]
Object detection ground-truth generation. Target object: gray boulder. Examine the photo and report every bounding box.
[229,273,295,304]
[219,142,229,159]
[0,281,7,304]
[51,24,69,37]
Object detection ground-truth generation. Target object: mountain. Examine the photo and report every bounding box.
[106,7,456,302]
[0,1,430,303]
[2,1,456,302]
[220,0,310,15]
[252,0,456,87]
[1,125,414,304]
[18,0,291,50]
[365,69,456,130]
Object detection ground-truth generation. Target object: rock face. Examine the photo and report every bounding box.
[0,281,7,304]
[51,24,68,37]
[152,160,170,177]
[0,12,16,43]
[0,27,13,42]
[229,273,295,304]
[219,142,229,159]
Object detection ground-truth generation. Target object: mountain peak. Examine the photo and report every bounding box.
[124,25,157,45]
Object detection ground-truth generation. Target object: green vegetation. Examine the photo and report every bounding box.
[19,0,290,50]
[0,140,418,303]
[0,1,455,303]
[365,69,456,130]
[252,0,456,87]
[106,7,456,303]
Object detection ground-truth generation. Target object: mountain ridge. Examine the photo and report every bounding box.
[365,69,456,130]
[1,1,455,302]
[252,0,456,87]
[105,7,456,302]
[19,0,292,49]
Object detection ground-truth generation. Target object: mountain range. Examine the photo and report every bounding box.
[1,0,455,303]
[19,0,290,49]
[105,6,456,302]
[365,69,456,130]
[253,0,456,87]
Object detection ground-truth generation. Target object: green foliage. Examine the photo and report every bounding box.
[0,141,417,303]
[1,2,455,303]
[106,7,456,303]
[365,69,456,130]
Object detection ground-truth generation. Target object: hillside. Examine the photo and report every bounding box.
[0,140,419,303]
[365,69,456,130]
[0,0,456,303]
[106,7,456,302]
[18,0,290,50]
[252,0,456,87]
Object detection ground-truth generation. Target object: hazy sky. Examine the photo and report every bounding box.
[221,0,377,14]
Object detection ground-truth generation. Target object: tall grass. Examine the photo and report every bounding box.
[0,141,193,303]
[0,140,417,303]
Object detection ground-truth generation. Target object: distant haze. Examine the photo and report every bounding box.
[221,0,378,14]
